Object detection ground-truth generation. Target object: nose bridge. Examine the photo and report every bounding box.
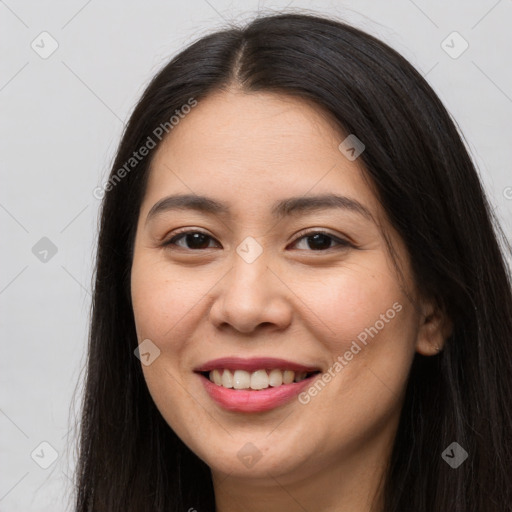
[208,236,292,333]
[226,237,272,312]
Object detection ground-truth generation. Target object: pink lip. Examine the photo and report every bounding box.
[198,373,317,413]
[194,357,320,373]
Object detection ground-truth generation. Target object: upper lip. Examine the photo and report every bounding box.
[194,357,321,373]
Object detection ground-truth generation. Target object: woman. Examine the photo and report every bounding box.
[73,12,512,512]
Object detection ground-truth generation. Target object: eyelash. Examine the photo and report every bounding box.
[161,228,353,252]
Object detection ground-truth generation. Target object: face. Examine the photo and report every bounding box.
[130,89,445,489]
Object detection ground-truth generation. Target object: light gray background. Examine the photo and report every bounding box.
[1,0,511,510]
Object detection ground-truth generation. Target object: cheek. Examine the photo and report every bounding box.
[130,257,206,344]
[293,260,417,414]
[296,259,408,353]
[130,258,212,444]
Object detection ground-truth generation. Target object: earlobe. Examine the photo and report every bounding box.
[415,301,453,356]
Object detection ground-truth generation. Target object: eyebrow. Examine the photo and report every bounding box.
[145,193,374,225]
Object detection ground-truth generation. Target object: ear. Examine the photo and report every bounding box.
[415,297,453,356]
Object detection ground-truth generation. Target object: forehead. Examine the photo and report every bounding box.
[154,89,346,165]
[143,89,382,222]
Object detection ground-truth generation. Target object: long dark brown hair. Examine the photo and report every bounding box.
[72,11,512,512]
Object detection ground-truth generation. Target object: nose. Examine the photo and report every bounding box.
[208,248,294,335]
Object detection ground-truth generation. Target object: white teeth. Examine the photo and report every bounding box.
[268,369,283,387]
[207,368,314,390]
[221,369,233,388]
[212,369,222,386]
[250,369,269,390]
[283,370,295,384]
[233,370,251,389]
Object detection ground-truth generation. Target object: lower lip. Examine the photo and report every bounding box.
[198,373,317,413]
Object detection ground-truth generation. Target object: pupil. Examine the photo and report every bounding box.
[308,233,331,250]
[187,233,210,249]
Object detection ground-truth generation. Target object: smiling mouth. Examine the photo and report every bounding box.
[199,368,321,391]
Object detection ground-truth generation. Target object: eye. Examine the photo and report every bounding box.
[162,229,352,252]
[289,230,353,251]
[162,229,219,250]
